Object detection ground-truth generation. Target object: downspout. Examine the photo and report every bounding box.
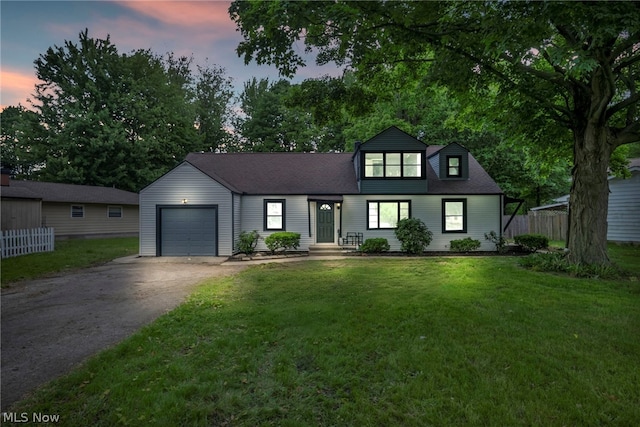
[307,200,311,237]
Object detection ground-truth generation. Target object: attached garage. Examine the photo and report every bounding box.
[158,206,217,256]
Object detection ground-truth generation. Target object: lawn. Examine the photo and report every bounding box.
[1,237,138,286]
[7,251,640,426]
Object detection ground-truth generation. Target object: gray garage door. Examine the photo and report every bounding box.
[159,207,217,256]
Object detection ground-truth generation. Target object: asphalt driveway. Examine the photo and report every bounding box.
[1,256,247,410]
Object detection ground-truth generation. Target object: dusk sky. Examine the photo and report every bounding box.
[0,0,343,111]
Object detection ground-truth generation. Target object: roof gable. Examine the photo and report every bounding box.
[358,126,427,152]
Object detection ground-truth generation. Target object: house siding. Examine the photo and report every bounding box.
[1,199,42,230]
[240,195,313,251]
[40,202,138,238]
[607,171,640,243]
[139,163,234,256]
[341,194,501,251]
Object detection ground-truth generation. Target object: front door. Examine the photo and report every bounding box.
[316,202,335,243]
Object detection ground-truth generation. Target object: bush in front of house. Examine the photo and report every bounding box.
[236,230,260,255]
[514,234,549,253]
[484,231,507,253]
[264,232,301,253]
[359,238,390,254]
[394,218,433,254]
[450,237,481,252]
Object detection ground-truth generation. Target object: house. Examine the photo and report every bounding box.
[1,172,139,238]
[139,126,505,256]
[530,158,640,243]
[607,158,640,243]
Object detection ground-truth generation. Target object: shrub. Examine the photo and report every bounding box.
[394,218,433,254]
[450,237,481,252]
[484,231,507,253]
[359,238,390,253]
[514,234,549,253]
[236,230,260,255]
[519,252,627,279]
[264,232,301,253]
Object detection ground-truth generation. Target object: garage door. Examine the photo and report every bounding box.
[159,207,217,256]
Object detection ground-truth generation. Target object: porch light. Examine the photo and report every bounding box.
[181,198,188,204]
[336,203,341,210]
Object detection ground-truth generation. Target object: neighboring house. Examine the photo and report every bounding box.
[1,173,139,238]
[139,126,505,256]
[530,158,640,243]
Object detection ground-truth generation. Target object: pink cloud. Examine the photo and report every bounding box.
[0,68,41,111]
[118,1,236,33]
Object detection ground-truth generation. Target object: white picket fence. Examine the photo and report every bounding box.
[1,227,55,258]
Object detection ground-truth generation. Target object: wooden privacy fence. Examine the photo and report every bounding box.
[503,211,568,241]
[1,227,55,258]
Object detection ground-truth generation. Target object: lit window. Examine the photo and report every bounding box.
[443,199,467,232]
[71,205,84,218]
[264,200,285,230]
[364,152,422,178]
[368,201,410,229]
[108,206,123,218]
[447,156,462,177]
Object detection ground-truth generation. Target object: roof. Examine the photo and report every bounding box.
[426,146,503,194]
[184,147,502,195]
[1,180,139,204]
[629,158,640,171]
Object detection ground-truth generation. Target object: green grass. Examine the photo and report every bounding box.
[1,237,138,286]
[7,252,640,426]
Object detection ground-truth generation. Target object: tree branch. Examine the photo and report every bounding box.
[606,92,640,121]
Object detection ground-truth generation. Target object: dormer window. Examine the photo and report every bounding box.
[446,155,462,178]
[363,152,422,179]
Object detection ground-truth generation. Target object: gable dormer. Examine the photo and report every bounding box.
[429,142,469,180]
[353,126,428,194]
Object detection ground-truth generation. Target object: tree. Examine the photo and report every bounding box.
[32,29,202,191]
[230,0,640,266]
[0,105,45,178]
[194,63,235,152]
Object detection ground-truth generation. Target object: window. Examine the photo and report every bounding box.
[107,206,123,218]
[264,199,285,230]
[368,201,410,229]
[442,199,467,233]
[364,152,422,178]
[71,205,84,218]
[446,155,462,177]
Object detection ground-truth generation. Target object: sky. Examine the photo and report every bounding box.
[0,0,343,111]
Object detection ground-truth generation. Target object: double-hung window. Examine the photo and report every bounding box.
[107,206,123,218]
[71,205,84,218]
[442,199,467,232]
[368,201,410,229]
[446,155,462,178]
[364,152,422,178]
[264,199,285,230]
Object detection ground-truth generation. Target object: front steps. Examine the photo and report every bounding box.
[308,244,354,256]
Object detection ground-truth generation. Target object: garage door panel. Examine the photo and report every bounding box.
[160,207,217,256]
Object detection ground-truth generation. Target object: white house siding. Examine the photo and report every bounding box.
[341,194,501,251]
[607,171,640,243]
[139,163,234,256]
[240,195,313,251]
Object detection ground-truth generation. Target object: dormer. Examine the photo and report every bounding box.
[428,142,469,180]
[352,126,428,194]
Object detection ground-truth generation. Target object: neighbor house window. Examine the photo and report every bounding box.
[107,206,123,218]
[71,205,84,218]
[364,152,422,178]
[264,199,285,230]
[446,155,462,177]
[442,199,467,232]
[368,201,410,229]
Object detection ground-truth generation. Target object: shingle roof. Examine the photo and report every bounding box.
[185,152,360,195]
[185,149,502,195]
[2,180,139,204]
[426,146,503,194]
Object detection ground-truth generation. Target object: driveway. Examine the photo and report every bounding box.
[1,256,247,410]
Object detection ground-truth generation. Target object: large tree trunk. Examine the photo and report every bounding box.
[566,122,611,265]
